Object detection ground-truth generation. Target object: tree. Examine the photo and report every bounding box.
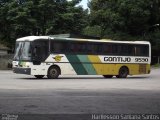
[86,0,160,39]
[0,0,87,47]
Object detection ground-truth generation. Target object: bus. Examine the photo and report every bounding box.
[12,35,151,79]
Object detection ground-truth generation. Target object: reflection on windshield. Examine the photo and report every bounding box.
[14,41,31,61]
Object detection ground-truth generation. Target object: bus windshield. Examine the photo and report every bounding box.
[13,41,31,61]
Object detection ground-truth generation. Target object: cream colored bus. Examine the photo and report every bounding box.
[12,36,151,79]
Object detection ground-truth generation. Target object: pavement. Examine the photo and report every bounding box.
[0,68,160,119]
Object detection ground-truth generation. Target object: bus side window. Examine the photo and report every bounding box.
[67,42,79,54]
[117,44,129,56]
[135,45,143,56]
[77,42,86,54]
[96,43,102,54]
[135,45,149,56]
[92,44,99,54]
[87,43,93,54]
[117,44,122,55]
[69,42,75,53]
[112,44,118,55]
[128,45,135,56]
[121,44,129,56]
[142,45,149,56]
[103,44,112,55]
[51,41,64,53]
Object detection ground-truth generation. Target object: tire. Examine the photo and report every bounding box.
[116,67,129,78]
[103,75,113,78]
[34,75,44,79]
[47,66,60,79]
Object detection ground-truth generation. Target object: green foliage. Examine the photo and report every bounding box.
[87,0,159,36]
[153,63,160,68]
[0,0,87,47]
[82,25,102,37]
[83,0,160,57]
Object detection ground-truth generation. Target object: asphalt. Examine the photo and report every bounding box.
[0,68,160,119]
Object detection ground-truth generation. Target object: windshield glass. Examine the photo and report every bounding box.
[13,41,31,61]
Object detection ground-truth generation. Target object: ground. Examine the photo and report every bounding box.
[0,68,160,120]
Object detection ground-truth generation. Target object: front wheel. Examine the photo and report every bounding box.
[47,66,60,79]
[34,75,44,79]
[116,67,129,78]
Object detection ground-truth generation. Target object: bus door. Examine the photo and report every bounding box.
[31,39,49,75]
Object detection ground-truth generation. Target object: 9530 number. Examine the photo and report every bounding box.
[135,58,148,62]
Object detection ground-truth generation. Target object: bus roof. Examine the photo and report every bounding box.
[16,36,150,45]
[16,36,49,41]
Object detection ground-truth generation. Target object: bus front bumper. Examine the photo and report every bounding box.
[13,67,31,75]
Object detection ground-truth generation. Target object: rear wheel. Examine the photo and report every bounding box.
[103,75,113,78]
[34,75,44,79]
[47,66,60,79]
[116,67,129,78]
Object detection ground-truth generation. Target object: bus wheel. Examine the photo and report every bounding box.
[47,66,60,79]
[116,66,129,78]
[103,75,113,78]
[34,75,44,79]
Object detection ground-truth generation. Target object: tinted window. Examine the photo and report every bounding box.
[117,44,134,56]
[50,40,149,56]
[32,40,49,61]
[103,44,112,55]
[135,45,149,56]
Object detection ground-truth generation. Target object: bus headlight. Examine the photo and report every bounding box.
[25,62,30,67]
[21,62,30,67]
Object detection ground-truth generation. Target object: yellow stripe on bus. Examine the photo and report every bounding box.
[87,55,104,74]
